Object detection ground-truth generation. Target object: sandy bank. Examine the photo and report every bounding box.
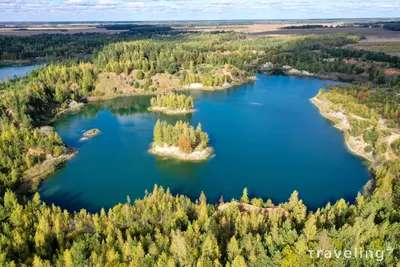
[150,144,213,161]
[184,76,257,91]
[148,106,195,115]
[259,62,369,83]
[84,128,100,137]
[54,100,85,120]
[310,96,374,162]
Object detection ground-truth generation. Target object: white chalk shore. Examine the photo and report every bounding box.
[148,106,195,115]
[150,144,213,161]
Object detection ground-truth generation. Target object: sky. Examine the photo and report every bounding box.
[1,0,399,21]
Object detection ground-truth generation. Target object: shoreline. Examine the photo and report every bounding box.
[87,76,258,102]
[0,59,46,67]
[184,76,258,91]
[18,149,77,194]
[87,90,158,102]
[259,64,371,84]
[310,96,374,163]
[148,106,195,115]
[149,144,213,161]
[52,102,85,121]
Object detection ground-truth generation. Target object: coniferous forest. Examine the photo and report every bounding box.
[0,28,399,266]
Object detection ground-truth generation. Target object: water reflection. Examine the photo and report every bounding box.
[155,157,205,181]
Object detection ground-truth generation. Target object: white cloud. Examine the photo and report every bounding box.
[0,0,399,21]
[127,1,146,7]
[99,0,117,4]
[65,0,86,3]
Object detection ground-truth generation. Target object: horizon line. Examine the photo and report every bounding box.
[1,17,400,23]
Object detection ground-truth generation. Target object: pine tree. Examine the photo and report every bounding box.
[153,120,163,145]
[227,237,241,262]
[240,188,249,203]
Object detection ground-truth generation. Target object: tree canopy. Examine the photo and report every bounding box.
[153,120,209,153]
[150,93,194,111]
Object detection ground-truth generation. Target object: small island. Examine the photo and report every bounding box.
[148,93,195,114]
[150,119,213,161]
[84,129,100,137]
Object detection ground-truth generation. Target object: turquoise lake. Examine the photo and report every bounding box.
[0,63,43,81]
[40,74,370,212]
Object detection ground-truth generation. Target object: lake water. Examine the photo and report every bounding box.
[40,75,370,212]
[0,63,43,81]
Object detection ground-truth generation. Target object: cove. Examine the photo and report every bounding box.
[0,63,44,81]
[39,74,370,212]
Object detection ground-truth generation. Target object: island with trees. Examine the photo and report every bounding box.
[150,120,213,160]
[148,93,195,114]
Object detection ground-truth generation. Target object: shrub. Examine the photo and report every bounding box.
[136,71,145,80]
[61,102,68,110]
[231,68,239,76]
[355,67,365,74]
[378,142,388,155]
[53,146,64,157]
[382,129,392,136]
[143,79,152,90]
[391,138,400,155]
[364,145,373,153]
[363,129,379,146]
[388,121,397,128]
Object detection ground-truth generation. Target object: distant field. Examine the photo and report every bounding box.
[2,21,400,56]
[216,24,400,37]
[179,23,400,56]
[247,26,400,56]
[175,23,339,33]
[345,36,400,57]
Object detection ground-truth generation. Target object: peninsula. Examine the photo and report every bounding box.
[311,85,400,164]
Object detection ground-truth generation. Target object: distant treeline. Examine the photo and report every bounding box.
[98,24,173,32]
[354,21,400,31]
[383,23,400,31]
[0,29,178,63]
[281,24,327,30]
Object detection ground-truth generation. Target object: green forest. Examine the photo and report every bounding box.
[0,27,177,63]
[153,120,209,153]
[150,94,194,111]
[0,29,399,265]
